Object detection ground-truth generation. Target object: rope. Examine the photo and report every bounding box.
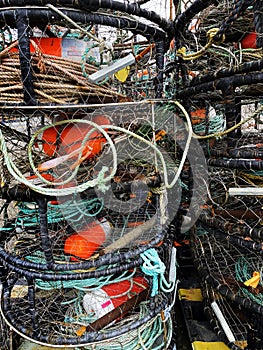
[141,248,165,296]
[81,43,100,71]
[13,196,103,228]
[0,52,125,104]
[239,172,263,187]
[0,286,172,349]
[0,119,117,196]
[177,28,225,61]
[140,248,176,297]
[46,4,101,43]
[25,253,137,290]
[214,0,253,42]
[0,101,193,196]
[193,113,226,136]
[193,102,263,139]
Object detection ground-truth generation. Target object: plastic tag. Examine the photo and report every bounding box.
[169,247,177,283]
[244,271,260,288]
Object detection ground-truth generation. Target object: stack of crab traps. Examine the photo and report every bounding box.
[0,1,193,349]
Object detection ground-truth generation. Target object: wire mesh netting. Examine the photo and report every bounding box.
[173,0,263,349]
[0,101,186,348]
[0,0,263,349]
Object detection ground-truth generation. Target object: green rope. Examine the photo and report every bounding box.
[13,197,103,228]
[67,302,173,350]
[193,113,226,136]
[81,43,100,77]
[25,250,137,291]
[140,248,176,296]
[235,256,263,305]
[242,170,263,176]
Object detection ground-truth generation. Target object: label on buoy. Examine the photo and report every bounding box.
[83,277,148,320]
[83,288,115,319]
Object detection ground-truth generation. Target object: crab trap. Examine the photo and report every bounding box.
[0,92,189,348]
[0,98,192,347]
[171,0,263,349]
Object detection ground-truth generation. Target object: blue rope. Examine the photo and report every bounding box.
[140,248,166,297]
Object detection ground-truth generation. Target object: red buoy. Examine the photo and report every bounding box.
[82,276,149,319]
[241,32,257,49]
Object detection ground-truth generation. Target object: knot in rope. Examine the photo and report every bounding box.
[37,59,46,74]
[97,166,111,193]
[140,248,166,297]
[163,305,172,322]
[207,27,225,45]
[151,184,166,195]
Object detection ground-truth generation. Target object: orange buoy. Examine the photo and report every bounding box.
[41,126,60,157]
[64,234,96,260]
[190,108,206,125]
[60,115,110,154]
[38,115,110,171]
[41,116,110,157]
[61,129,105,158]
[64,220,111,260]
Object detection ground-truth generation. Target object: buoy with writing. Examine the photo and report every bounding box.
[82,276,149,320]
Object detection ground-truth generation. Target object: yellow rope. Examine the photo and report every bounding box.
[242,173,263,180]
[239,173,263,187]
[177,28,225,61]
[240,171,263,184]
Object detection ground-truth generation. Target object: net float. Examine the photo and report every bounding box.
[64,220,111,260]
[60,115,110,153]
[38,115,110,171]
[41,126,60,157]
[240,32,257,49]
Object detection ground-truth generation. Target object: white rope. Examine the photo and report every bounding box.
[0,120,117,196]
[0,101,193,195]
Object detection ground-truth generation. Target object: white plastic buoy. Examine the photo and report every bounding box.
[211,301,235,343]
